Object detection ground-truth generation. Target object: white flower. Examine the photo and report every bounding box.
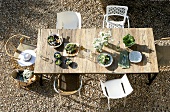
[93,31,112,52]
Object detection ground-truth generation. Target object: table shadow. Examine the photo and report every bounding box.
[128,44,154,53]
[54,37,71,52]
[59,56,78,69]
[129,53,148,67]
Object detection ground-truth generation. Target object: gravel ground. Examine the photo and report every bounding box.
[0,0,170,112]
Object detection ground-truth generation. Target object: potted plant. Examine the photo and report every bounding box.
[123,34,135,47]
[93,31,112,52]
[99,31,112,46]
[65,58,73,66]
[55,59,62,65]
[47,34,63,48]
[54,52,61,59]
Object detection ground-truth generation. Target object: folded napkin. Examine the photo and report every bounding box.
[118,50,130,69]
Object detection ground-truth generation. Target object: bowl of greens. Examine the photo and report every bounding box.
[63,43,79,56]
[47,34,63,48]
[97,53,113,67]
[123,34,135,47]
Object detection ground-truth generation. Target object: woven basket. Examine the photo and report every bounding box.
[11,69,36,87]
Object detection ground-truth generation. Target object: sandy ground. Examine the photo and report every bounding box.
[0,0,170,112]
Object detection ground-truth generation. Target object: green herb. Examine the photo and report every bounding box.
[65,44,78,54]
[65,58,73,65]
[123,34,135,47]
[54,53,61,58]
[47,35,61,46]
[98,54,110,65]
[55,59,62,65]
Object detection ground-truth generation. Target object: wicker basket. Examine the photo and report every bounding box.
[11,69,36,87]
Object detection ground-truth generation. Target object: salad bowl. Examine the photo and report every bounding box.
[97,53,113,67]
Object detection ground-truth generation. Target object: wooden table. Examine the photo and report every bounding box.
[34,28,159,75]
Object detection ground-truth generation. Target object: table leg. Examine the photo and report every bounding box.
[146,73,158,85]
[39,74,43,86]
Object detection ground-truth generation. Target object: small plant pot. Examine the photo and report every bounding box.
[65,58,73,66]
[54,52,61,59]
[55,59,62,66]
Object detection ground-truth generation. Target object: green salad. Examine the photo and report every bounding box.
[123,34,135,47]
[65,43,78,54]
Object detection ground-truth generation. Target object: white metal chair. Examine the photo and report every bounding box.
[100,74,133,110]
[56,11,81,29]
[103,5,130,28]
[53,74,82,107]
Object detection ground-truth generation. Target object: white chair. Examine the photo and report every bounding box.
[100,74,133,110]
[103,5,130,28]
[56,11,81,29]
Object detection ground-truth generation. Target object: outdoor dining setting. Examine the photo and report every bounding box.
[0,0,170,112]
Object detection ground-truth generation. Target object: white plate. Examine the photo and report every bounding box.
[129,51,142,63]
[18,50,36,66]
[97,53,113,67]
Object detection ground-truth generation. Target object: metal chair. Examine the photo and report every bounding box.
[56,11,81,29]
[100,74,133,110]
[5,34,36,69]
[103,5,130,28]
[53,74,82,107]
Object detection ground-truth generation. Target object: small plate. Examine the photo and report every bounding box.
[97,53,113,67]
[129,51,142,63]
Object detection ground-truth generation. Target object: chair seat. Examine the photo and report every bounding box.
[56,11,81,29]
[104,79,126,99]
[58,74,80,91]
[106,21,124,28]
[107,20,124,25]
[100,74,133,110]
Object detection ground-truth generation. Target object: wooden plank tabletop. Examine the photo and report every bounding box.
[34,28,159,74]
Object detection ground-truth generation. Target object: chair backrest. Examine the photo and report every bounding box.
[53,74,82,95]
[121,74,133,96]
[56,11,81,29]
[100,80,108,97]
[103,5,129,28]
[106,5,128,16]
[100,74,133,99]
[5,34,31,60]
